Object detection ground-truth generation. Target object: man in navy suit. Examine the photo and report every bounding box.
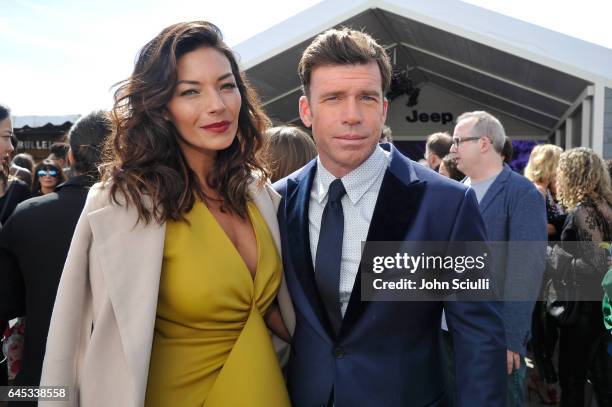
[274,28,507,406]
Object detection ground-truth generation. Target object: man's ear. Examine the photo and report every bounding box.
[480,137,491,154]
[299,95,313,128]
[382,97,389,122]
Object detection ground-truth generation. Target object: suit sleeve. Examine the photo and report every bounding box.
[503,185,547,354]
[444,187,507,406]
[39,192,96,407]
[0,215,26,320]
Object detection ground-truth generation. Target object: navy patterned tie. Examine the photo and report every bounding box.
[315,179,346,335]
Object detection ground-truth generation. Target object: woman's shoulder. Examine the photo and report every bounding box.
[9,178,29,191]
[6,178,31,201]
[248,176,280,202]
[84,180,126,211]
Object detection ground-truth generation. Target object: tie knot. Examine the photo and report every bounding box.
[328,179,346,204]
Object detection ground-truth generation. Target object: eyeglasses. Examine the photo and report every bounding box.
[452,136,481,148]
[37,169,59,177]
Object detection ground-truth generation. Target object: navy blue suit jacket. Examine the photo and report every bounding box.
[474,164,547,355]
[274,145,507,407]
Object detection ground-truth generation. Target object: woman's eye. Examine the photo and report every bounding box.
[179,89,198,96]
[220,82,237,90]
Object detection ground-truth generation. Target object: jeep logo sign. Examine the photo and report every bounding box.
[406,110,453,125]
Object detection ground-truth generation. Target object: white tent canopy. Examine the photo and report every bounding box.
[235,0,612,155]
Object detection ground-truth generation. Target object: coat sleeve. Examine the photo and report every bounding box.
[38,191,98,407]
[444,187,507,406]
[502,184,547,354]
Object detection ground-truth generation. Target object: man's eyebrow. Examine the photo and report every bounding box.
[318,90,344,98]
[360,89,380,96]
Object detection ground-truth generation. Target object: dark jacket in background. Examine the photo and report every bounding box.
[1,178,31,388]
[0,179,31,225]
[0,175,94,390]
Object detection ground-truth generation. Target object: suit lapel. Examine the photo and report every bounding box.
[87,202,165,400]
[341,147,426,334]
[285,162,336,338]
[478,165,510,213]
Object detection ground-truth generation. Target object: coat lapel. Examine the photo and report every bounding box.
[478,165,511,213]
[250,182,296,336]
[87,200,165,401]
[284,161,336,338]
[341,146,426,335]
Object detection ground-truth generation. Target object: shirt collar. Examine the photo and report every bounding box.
[314,145,389,205]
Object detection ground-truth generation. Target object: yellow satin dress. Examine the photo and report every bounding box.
[145,201,290,406]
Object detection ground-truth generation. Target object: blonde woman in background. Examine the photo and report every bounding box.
[524,144,564,404]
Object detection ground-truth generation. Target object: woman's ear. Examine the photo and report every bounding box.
[162,109,172,122]
[68,148,75,166]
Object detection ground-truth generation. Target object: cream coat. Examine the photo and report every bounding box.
[39,181,295,407]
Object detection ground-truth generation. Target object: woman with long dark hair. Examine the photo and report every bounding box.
[0,105,31,225]
[40,22,292,407]
[31,159,66,196]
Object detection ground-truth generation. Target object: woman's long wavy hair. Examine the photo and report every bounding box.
[557,147,612,210]
[102,21,270,224]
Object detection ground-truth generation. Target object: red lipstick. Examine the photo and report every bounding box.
[202,121,230,133]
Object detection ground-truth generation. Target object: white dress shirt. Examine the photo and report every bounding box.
[309,146,390,316]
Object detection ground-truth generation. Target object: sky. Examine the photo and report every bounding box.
[2,0,611,116]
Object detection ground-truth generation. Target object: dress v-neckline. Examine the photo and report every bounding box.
[202,201,261,284]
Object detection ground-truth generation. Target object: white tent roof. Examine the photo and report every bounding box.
[234,0,612,131]
[13,115,80,128]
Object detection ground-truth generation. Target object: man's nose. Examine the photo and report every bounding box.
[341,99,362,126]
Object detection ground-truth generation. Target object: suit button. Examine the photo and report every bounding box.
[333,347,345,359]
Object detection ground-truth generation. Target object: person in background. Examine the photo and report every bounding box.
[0,111,111,406]
[31,159,65,196]
[425,131,453,171]
[523,144,565,404]
[264,126,317,182]
[11,154,33,174]
[554,147,612,407]
[450,110,547,407]
[39,21,292,407]
[10,153,34,186]
[0,103,31,390]
[502,136,514,165]
[49,142,74,178]
[379,124,393,143]
[438,153,465,182]
[0,105,31,225]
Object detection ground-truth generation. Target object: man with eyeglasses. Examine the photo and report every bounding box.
[450,111,547,407]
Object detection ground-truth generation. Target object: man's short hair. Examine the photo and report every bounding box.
[50,142,69,160]
[425,132,452,158]
[298,28,392,97]
[67,110,112,176]
[456,111,506,153]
